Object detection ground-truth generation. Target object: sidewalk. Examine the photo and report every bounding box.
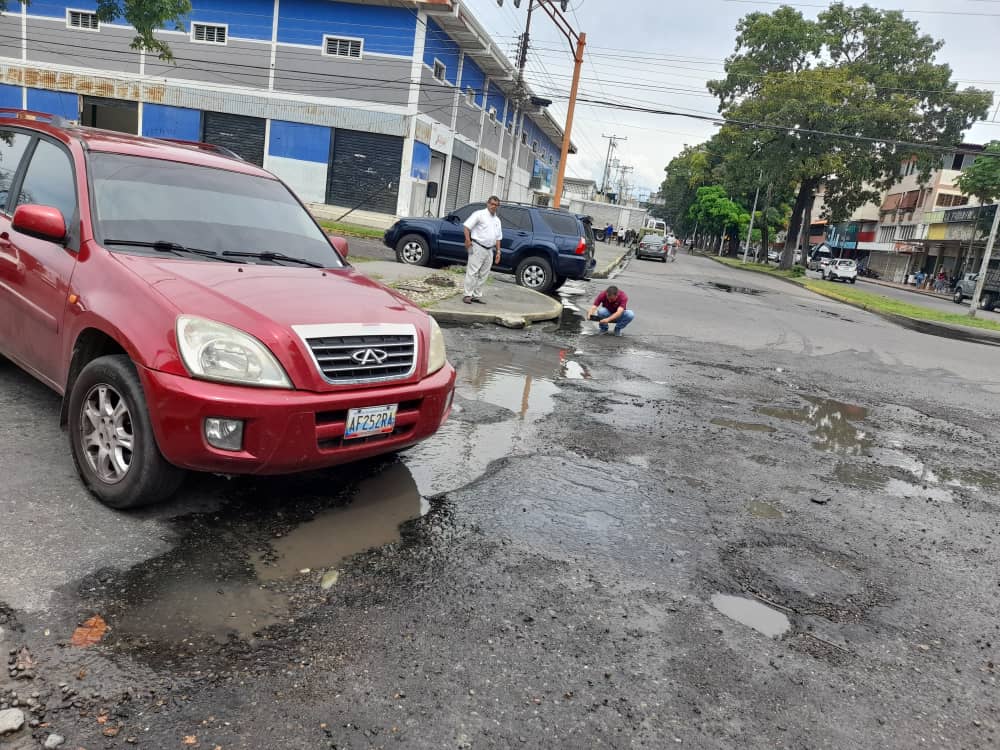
[592,241,631,278]
[858,276,953,300]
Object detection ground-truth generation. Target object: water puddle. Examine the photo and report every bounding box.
[699,281,767,296]
[757,396,871,454]
[711,593,790,637]
[625,455,650,469]
[406,342,564,495]
[884,479,954,503]
[748,501,783,518]
[711,418,777,433]
[254,462,426,581]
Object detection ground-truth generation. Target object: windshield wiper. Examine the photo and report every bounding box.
[103,239,240,263]
[219,250,326,268]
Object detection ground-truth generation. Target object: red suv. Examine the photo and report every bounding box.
[0,110,455,509]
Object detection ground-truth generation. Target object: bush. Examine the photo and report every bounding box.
[789,265,806,277]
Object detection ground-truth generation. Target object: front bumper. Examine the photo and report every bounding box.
[138,364,456,475]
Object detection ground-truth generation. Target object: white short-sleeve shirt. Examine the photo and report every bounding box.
[463,208,503,248]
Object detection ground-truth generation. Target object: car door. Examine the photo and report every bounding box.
[496,205,533,272]
[0,128,37,359]
[3,137,80,386]
[438,203,483,262]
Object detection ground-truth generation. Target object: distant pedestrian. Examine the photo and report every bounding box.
[462,195,502,304]
[617,226,626,245]
[588,285,635,336]
[605,224,614,243]
[934,270,947,292]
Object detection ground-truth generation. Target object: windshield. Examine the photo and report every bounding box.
[89,153,344,268]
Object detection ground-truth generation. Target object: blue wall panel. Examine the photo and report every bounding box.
[278,0,416,56]
[187,0,274,41]
[423,19,459,85]
[460,56,484,107]
[30,1,97,19]
[142,103,202,140]
[268,120,330,163]
[26,89,77,120]
[0,84,22,109]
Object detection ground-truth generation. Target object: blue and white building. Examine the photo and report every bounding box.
[0,0,571,218]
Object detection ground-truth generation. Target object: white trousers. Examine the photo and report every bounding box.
[464,244,493,298]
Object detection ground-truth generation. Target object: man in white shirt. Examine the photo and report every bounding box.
[462,195,503,304]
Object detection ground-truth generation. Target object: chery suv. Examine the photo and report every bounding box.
[0,110,455,509]
[384,202,596,293]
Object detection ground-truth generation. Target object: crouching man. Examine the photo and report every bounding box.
[588,285,635,336]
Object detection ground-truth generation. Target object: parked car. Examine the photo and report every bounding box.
[824,258,858,283]
[808,243,833,271]
[953,270,1000,310]
[636,233,668,262]
[0,109,456,509]
[384,202,596,293]
[766,249,780,263]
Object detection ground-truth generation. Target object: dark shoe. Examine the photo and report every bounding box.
[471,297,486,304]
[463,296,473,304]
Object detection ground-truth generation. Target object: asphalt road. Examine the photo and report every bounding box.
[2,253,999,749]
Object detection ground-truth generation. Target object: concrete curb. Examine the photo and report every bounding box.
[705,255,1000,346]
[426,287,563,329]
[593,247,631,279]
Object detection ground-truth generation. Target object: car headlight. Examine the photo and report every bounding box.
[426,316,447,376]
[176,316,292,388]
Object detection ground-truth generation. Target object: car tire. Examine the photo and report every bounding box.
[982,293,997,312]
[395,234,432,266]
[953,289,964,304]
[68,355,185,509]
[515,256,554,292]
[849,278,856,284]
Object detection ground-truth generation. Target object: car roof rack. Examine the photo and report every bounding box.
[0,108,69,126]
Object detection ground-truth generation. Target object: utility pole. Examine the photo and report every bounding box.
[742,169,762,264]
[503,0,584,211]
[968,202,1000,318]
[617,164,632,204]
[600,134,626,195]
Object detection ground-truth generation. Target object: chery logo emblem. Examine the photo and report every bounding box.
[351,348,389,365]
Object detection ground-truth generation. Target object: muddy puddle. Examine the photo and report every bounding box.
[406,342,570,496]
[254,462,427,581]
[748,501,783,518]
[699,281,767,296]
[711,418,777,433]
[756,396,871,454]
[107,462,428,645]
[711,593,790,637]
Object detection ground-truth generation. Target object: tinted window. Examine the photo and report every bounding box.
[0,130,34,212]
[90,153,342,267]
[454,203,484,222]
[540,211,580,236]
[16,140,77,225]
[498,206,532,231]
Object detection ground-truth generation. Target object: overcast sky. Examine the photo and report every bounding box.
[460,0,1000,199]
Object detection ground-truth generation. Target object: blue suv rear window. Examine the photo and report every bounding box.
[540,212,579,236]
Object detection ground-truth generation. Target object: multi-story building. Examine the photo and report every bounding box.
[0,0,570,221]
[863,146,982,281]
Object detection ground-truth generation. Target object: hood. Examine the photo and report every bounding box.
[113,255,423,332]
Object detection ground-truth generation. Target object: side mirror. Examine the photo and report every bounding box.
[445,214,459,223]
[327,233,349,259]
[12,204,66,244]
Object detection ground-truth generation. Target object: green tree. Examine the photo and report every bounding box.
[955,142,1000,316]
[710,2,992,268]
[2,0,191,60]
[654,144,720,235]
[687,185,748,254]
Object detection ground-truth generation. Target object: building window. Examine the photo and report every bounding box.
[951,153,964,171]
[67,10,99,30]
[191,23,227,44]
[898,225,916,240]
[878,226,895,243]
[432,59,447,82]
[936,193,967,208]
[324,35,363,59]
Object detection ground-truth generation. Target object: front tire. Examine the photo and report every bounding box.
[953,289,964,304]
[982,292,997,312]
[68,355,185,509]
[395,233,432,266]
[849,277,856,284]
[515,256,555,292]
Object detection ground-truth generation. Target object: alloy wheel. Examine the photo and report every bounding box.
[401,241,425,264]
[80,384,134,484]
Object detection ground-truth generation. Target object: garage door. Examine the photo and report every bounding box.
[444,157,474,214]
[326,129,403,215]
[202,111,265,166]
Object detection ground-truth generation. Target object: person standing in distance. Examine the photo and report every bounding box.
[588,285,635,336]
[462,196,503,304]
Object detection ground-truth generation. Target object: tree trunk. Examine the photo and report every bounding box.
[728,230,740,256]
[760,182,774,263]
[782,177,818,269]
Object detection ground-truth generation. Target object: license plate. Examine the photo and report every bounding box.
[344,404,398,440]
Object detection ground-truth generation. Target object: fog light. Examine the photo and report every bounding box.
[441,387,455,423]
[204,417,244,451]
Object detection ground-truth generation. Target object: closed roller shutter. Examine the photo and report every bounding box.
[444,157,474,214]
[326,129,403,215]
[202,111,266,166]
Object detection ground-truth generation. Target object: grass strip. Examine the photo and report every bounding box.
[319,221,386,240]
[712,256,1000,333]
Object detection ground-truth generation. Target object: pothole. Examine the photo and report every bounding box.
[711,594,790,637]
[756,396,871,454]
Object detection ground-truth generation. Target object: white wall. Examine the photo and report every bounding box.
[265,155,328,205]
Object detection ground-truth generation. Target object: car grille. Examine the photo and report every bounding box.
[294,324,418,384]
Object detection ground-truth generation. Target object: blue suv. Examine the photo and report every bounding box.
[383,202,596,293]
